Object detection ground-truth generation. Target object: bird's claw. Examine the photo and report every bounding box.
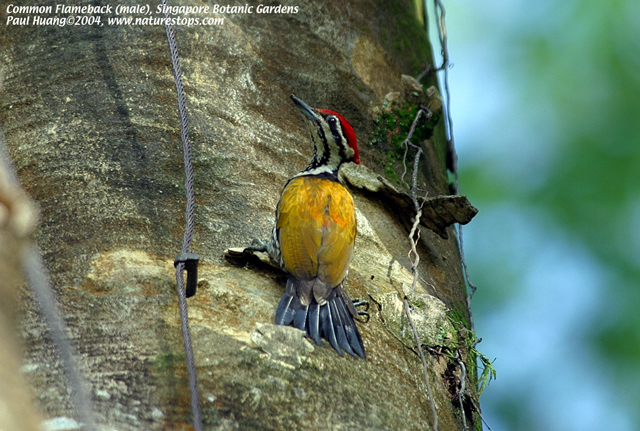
[352,298,370,322]
[244,238,267,253]
[352,298,369,311]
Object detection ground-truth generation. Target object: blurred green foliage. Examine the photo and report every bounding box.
[449,0,640,428]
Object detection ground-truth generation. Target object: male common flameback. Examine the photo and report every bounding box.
[259,95,365,359]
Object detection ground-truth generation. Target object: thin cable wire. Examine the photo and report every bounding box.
[159,1,203,430]
[404,299,438,431]
[430,1,480,426]
[2,124,96,430]
[22,247,96,430]
[421,2,479,426]
[426,0,478,333]
[398,107,439,430]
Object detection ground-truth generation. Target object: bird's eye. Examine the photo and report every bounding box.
[328,117,337,125]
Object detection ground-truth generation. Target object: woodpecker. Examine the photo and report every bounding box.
[252,95,365,359]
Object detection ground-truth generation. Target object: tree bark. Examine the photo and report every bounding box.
[1,0,480,429]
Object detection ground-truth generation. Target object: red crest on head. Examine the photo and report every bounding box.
[316,109,360,165]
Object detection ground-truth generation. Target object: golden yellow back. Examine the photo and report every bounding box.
[276,176,356,288]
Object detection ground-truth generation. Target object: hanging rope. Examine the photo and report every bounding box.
[430,1,480,426]
[159,1,203,430]
[23,247,96,431]
[1,126,96,430]
[431,0,479,332]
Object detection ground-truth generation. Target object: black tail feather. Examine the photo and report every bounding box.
[308,303,322,346]
[275,292,297,325]
[336,296,365,359]
[293,303,309,331]
[275,278,365,359]
[329,299,357,358]
[320,302,343,356]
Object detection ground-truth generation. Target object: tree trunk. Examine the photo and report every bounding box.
[1,0,480,429]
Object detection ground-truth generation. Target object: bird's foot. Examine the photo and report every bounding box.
[352,298,370,322]
[244,238,267,253]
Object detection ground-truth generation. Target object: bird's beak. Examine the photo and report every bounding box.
[291,95,320,122]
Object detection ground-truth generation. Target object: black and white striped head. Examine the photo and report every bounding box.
[291,95,360,176]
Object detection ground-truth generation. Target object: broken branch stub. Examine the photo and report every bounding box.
[341,164,478,239]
